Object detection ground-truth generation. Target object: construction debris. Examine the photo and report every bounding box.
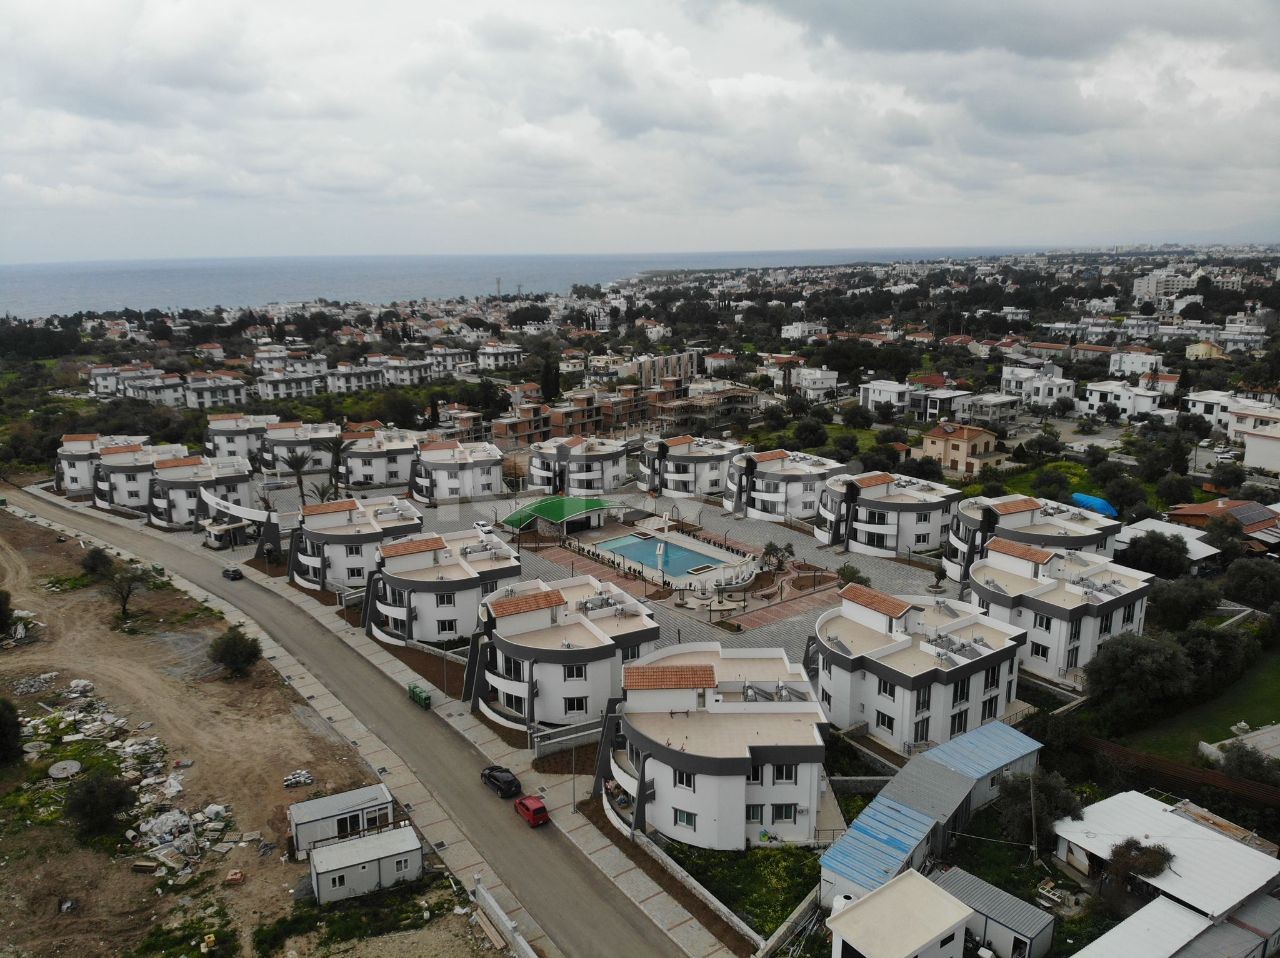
[282,769,314,789]
[12,672,57,695]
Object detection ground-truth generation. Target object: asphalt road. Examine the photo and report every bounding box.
[8,488,679,958]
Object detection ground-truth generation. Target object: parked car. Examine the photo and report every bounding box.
[1199,438,1214,448]
[473,520,495,536]
[514,795,549,828]
[480,765,521,798]
[221,567,244,581]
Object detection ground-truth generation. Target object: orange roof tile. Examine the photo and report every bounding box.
[154,456,204,470]
[381,536,447,558]
[752,449,790,463]
[925,424,995,442]
[623,665,717,691]
[419,440,461,452]
[100,444,144,456]
[992,497,1042,516]
[346,420,384,431]
[986,538,1054,564]
[853,472,895,488]
[266,421,304,430]
[61,433,99,442]
[663,435,695,447]
[489,589,566,618]
[838,583,912,618]
[301,499,359,517]
[206,413,241,422]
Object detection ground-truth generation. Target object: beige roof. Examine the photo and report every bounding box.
[826,870,970,958]
[623,665,716,691]
[490,589,566,618]
[838,583,912,618]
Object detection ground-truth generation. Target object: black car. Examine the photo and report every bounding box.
[221,567,244,581]
[480,765,521,798]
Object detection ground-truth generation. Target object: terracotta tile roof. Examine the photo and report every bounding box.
[340,432,372,441]
[1026,342,1068,351]
[301,499,359,517]
[663,435,695,447]
[838,583,912,618]
[100,444,144,456]
[489,588,566,618]
[992,497,1042,516]
[61,433,99,442]
[155,456,204,470]
[206,413,241,422]
[986,538,1054,564]
[346,420,384,431]
[623,665,717,691]
[266,421,304,430]
[380,536,447,558]
[419,440,462,452]
[752,449,790,463]
[853,472,895,488]
[925,424,994,442]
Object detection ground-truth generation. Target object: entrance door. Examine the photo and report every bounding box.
[336,813,360,837]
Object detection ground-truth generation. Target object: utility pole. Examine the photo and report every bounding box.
[496,277,501,298]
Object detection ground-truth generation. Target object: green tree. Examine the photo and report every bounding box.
[1098,401,1122,423]
[80,546,115,579]
[1032,467,1072,503]
[280,449,313,505]
[837,564,870,586]
[1103,476,1147,515]
[1145,578,1218,631]
[209,625,263,678]
[998,769,1083,853]
[763,405,788,431]
[315,436,357,490]
[761,541,795,573]
[874,401,897,424]
[1051,396,1076,418]
[1211,461,1246,491]
[1122,533,1190,580]
[101,566,151,619]
[1223,558,1280,608]
[1219,740,1280,787]
[793,418,828,449]
[65,769,136,835]
[0,697,20,764]
[1084,632,1194,730]
[539,357,560,403]
[1204,515,1246,565]
[1155,473,1195,506]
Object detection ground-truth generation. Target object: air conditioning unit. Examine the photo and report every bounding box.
[797,805,809,815]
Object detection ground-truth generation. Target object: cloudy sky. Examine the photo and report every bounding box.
[2,0,1277,263]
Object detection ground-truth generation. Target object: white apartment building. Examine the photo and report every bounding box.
[1081,381,1161,419]
[1108,349,1163,378]
[1227,399,1280,443]
[424,346,471,373]
[944,494,1119,582]
[1182,389,1238,432]
[475,577,660,727]
[408,440,505,504]
[1132,269,1194,303]
[326,363,386,394]
[781,320,827,341]
[795,367,842,402]
[339,429,418,489]
[92,441,188,512]
[123,373,186,407]
[967,538,1151,686]
[724,449,846,523]
[185,373,249,410]
[289,496,422,594]
[204,413,279,461]
[382,357,437,387]
[816,471,962,555]
[476,342,524,370]
[602,643,826,850]
[999,364,1076,408]
[149,455,252,531]
[54,433,148,498]
[365,528,520,647]
[261,421,342,475]
[812,584,1026,754]
[639,435,743,499]
[1242,423,1280,473]
[858,380,910,417]
[256,369,324,401]
[527,436,629,497]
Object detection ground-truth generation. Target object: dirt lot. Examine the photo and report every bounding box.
[0,512,487,957]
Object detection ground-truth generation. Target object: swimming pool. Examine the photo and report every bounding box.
[597,534,725,577]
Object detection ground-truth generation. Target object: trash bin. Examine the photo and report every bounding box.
[408,684,432,710]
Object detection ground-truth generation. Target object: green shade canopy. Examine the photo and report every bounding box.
[501,496,620,530]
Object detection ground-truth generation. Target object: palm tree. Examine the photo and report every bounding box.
[280,450,313,506]
[315,436,358,491]
[307,480,336,504]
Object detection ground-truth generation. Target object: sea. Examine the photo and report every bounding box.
[0,247,1037,318]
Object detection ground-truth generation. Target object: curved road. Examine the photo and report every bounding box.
[8,488,678,958]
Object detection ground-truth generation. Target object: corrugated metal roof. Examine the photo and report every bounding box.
[819,795,933,895]
[878,757,973,824]
[288,784,393,826]
[1072,898,1210,958]
[1230,892,1280,936]
[931,867,1053,938]
[919,722,1042,781]
[309,826,421,873]
[1172,921,1264,958]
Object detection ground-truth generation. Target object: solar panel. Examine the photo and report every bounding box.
[1230,503,1274,527]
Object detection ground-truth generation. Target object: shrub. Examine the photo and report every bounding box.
[65,769,136,835]
[0,697,20,764]
[80,546,115,579]
[209,626,262,678]
[837,564,870,586]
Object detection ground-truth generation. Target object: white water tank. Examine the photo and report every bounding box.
[831,894,856,916]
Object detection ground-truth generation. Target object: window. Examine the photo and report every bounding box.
[481,581,497,595]
[983,665,999,692]
[563,664,585,681]
[915,533,929,545]
[802,481,815,493]
[977,597,990,613]
[127,491,140,500]
[772,764,797,785]
[1033,612,1052,631]
[950,710,969,737]
[502,691,524,714]
[394,857,410,873]
[821,689,832,709]
[674,769,695,790]
[875,711,895,734]
[981,696,999,721]
[337,813,360,836]
[747,764,763,784]
[345,544,362,557]
[563,696,587,715]
[915,687,931,715]
[771,804,797,824]
[1123,602,1135,624]
[823,656,832,676]
[745,804,764,824]
[916,512,930,523]
[877,678,896,700]
[347,567,363,580]
[437,619,457,634]
[941,933,956,947]
[952,677,970,706]
[674,808,697,829]
[622,645,641,663]
[1069,619,1082,644]
[436,592,456,607]
[330,874,346,889]
[913,717,930,744]
[502,657,524,681]
[1100,611,1114,634]
[389,588,406,606]
[1030,642,1049,660]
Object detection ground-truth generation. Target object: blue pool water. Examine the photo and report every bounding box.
[598,534,724,577]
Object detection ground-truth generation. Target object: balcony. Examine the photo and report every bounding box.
[610,750,639,796]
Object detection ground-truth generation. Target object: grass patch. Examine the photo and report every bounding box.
[837,793,867,824]
[825,735,894,776]
[944,806,1053,904]
[45,572,95,591]
[0,729,125,833]
[1120,650,1280,762]
[1000,459,1220,512]
[663,843,819,936]
[132,899,239,956]
[173,604,224,624]
[251,875,451,957]
[746,422,878,455]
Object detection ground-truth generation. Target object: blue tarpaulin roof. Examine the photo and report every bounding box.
[919,722,1042,781]
[820,794,934,895]
[1071,492,1118,518]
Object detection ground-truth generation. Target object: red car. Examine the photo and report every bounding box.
[514,795,549,828]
